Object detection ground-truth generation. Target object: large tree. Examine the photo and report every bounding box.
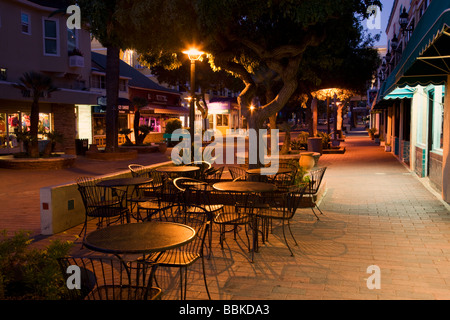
[116,0,380,164]
[147,56,244,121]
[75,0,130,153]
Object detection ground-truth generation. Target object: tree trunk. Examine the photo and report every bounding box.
[306,101,313,136]
[134,109,141,145]
[105,46,121,153]
[247,113,263,170]
[327,96,331,135]
[280,128,291,155]
[29,99,40,158]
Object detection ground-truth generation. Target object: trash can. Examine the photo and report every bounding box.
[75,139,89,155]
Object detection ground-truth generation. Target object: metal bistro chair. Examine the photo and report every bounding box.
[213,189,253,252]
[186,160,212,180]
[58,256,162,300]
[76,177,129,242]
[141,203,212,300]
[304,166,327,220]
[128,165,166,221]
[204,166,225,184]
[256,184,308,256]
[173,177,224,256]
[137,175,182,222]
[228,166,248,181]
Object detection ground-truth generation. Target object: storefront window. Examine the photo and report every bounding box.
[216,114,229,126]
[93,115,106,136]
[0,113,7,148]
[208,114,214,129]
[119,115,128,130]
[20,113,51,135]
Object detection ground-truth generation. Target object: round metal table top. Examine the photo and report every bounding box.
[246,168,293,175]
[212,181,278,193]
[155,166,200,173]
[96,177,153,188]
[83,222,196,255]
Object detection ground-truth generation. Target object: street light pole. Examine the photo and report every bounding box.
[183,48,204,161]
[189,59,196,160]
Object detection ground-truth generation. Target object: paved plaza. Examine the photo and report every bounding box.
[1,129,449,300]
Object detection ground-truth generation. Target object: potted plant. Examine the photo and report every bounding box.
[68,48,84,67]
[119,128,133,145]
[367,128,377,140]
[164,118,183,147]
[157,140,168,153]
[374,134,380,144]
[385,143,391,152]
[68,48,83,57]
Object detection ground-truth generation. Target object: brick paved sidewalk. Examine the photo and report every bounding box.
[2,130,450,300]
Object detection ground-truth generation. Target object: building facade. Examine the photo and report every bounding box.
[86,52,185,147]
[374,0,450,202]
[0,0,98,154]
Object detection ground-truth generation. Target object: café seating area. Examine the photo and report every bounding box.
[60,161,327,300]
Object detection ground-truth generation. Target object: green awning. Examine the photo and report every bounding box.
[384,86,416,100]
[376,0,450,104]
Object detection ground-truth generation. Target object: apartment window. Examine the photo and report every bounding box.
[21,12,31,34]
[119,79,127,92]
[43,19,59,55]
[92,75,106,89]
[67,28,78,52]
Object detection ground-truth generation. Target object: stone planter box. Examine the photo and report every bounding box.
[120,145,159,153]
[0,154,76,170]
[85,149,138,161]
[322,147,346,154]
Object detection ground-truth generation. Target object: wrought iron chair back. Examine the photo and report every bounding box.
[76,177,128,240]
[257,184,308,256]
[58,256,161,300]
[303,166,327,219]
[143,203,212,300]
[228,166,248,181]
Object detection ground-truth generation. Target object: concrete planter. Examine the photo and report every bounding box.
[0,154,76,170]
[157,142,168,153]
[85,149,138,161]
[307,137,323,155]
[120,145,159,153]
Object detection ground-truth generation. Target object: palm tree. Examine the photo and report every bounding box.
[13,72,58,157]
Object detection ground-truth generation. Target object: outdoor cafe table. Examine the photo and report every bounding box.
[212,181,278,261]
[156,165,200,178]
[83,221,196,256]
[246,168,293,176]
[96,177,153,222]
[246,167,293,182]
[213,181,278,193]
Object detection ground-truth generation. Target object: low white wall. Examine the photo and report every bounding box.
[40,161,171,235]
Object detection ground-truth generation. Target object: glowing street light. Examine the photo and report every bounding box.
[183,48,204,61]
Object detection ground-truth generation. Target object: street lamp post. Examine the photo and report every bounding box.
[183,48,204,161]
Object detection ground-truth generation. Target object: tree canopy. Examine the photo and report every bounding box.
[116,0,381,132]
